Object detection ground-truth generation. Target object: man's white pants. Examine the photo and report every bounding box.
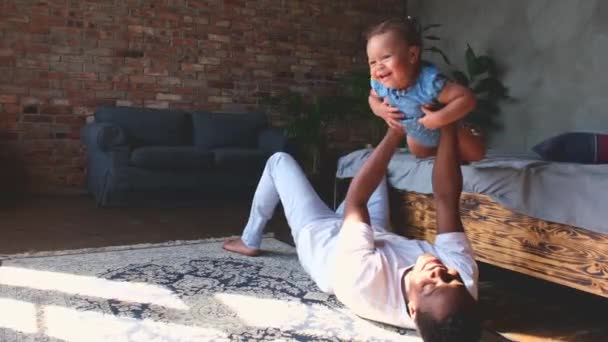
[241,152,390,249]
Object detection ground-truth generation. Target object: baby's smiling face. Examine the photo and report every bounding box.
[367,31,420,90]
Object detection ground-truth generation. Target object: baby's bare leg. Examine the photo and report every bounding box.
[457,125,486,162]
[407,136,436,158]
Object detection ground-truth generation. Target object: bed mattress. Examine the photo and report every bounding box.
[336,149,608,234]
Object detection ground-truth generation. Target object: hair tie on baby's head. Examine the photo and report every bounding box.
[406,15,422,36]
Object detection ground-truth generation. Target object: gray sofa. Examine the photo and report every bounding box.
[81,106,288,207]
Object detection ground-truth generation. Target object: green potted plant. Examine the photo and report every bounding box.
[451,44,509,135]
[421,22,509,136]
[261,91,337,176]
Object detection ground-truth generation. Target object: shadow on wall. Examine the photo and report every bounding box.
[0,144,28,206]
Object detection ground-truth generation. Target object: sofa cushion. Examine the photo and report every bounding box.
[95,106,190,146]
[191,112,267,149]
[130,146,214,170]
[213,147,266,171]
[532,132,608,164]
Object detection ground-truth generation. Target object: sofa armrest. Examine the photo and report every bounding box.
[257,128,288,154]
[81,122,127,152]
[107,146,131,167]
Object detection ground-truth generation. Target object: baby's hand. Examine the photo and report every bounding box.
[418,104,445,130]
[369,90,404,130]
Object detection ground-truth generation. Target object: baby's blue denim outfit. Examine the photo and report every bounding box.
[371,62,446,147]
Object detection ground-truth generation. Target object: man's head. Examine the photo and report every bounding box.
[403,254,481,342]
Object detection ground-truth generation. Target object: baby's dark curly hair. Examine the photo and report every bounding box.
[365,17,423,47]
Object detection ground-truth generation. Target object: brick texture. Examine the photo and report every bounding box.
[0,0,405,192]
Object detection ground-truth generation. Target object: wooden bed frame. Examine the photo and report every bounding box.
[387,189,608,298]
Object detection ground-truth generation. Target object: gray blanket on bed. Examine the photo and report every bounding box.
[336,149,608,234]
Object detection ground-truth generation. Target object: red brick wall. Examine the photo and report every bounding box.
[0,0,404,193]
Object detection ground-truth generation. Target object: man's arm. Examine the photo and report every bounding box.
[369,89,403,130]
[433,123,464,234]
[333,127,414,329]
[342,127,404,226]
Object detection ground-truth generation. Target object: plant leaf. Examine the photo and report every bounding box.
[475,55,496,76]
[465,44,480,79]
[425,46,451,65]
[424,35,440,41]
[451,70,469,86]
[473,77,507,97]
[475,98,500,116]
[422,24,441,32]
[286,92,304,117]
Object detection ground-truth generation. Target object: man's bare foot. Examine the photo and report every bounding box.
[223,239,261,257]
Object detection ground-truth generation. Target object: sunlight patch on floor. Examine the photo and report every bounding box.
[44,304,226,342]
[0,298,37,334]
[0,297,227,341]
[215,293,421,341]
[0,266,188,310]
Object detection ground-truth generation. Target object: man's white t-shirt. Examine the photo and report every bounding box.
[293,219,478,329]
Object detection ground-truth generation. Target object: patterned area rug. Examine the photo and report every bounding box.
[0,237,506,341]
[0,237,418,341]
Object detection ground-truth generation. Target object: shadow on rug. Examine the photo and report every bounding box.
[0,237,508,341]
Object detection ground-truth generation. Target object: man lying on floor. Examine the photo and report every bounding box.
[223,124,481,341]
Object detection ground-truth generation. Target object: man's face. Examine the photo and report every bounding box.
[404,253,474,320]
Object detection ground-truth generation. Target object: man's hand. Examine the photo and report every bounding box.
[418,104,445,130]
[369,89,404,130]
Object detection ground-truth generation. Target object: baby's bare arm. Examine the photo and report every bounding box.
[419,82,476,130]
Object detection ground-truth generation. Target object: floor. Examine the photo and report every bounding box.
[1,195,607,342]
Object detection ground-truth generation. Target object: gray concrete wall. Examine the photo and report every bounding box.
[409,0,608,152]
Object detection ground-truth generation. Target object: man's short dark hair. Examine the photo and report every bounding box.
[415,308,482,342]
